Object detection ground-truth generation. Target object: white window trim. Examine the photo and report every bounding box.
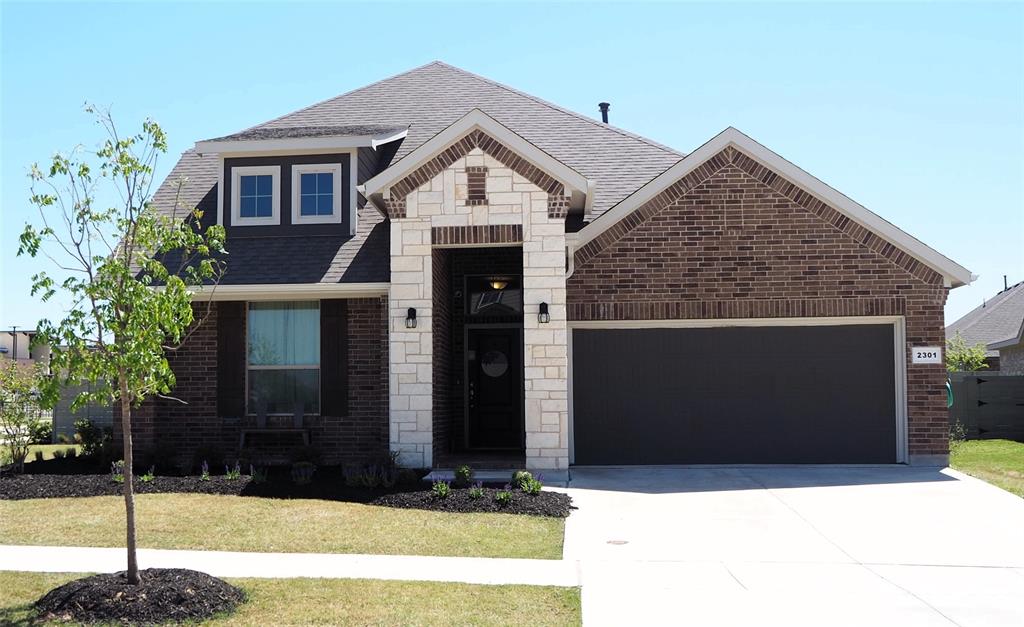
[291,163,343,225]
[231,165,281,226]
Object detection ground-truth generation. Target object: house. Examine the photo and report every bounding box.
[1,329,49,363]
[117,61,973,475]
[947,280,1024,374]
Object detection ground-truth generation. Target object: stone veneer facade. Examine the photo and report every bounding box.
[387,138,570,470]
[999,343,1024,376]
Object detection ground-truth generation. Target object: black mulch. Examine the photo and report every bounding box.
[372,488,574,518]
[34,568,244,625]
[0,474,252,500]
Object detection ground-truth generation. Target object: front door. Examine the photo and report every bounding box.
[467,327,522,449]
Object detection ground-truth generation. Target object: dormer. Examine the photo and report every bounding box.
[195,125,407,236]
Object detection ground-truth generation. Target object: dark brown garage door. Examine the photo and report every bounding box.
[572,324,897,465]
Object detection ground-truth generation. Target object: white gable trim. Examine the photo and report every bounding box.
[574,127,974,288]
[363,108,592,199]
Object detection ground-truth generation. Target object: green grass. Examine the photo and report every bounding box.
[25,444,82,462]
[0,571,582,626]
[0,493,564,559]
[950,439,1024,498]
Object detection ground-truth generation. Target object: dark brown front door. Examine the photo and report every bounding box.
[467,328,522,449]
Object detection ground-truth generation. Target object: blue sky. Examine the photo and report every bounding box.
[2,1,1021,329]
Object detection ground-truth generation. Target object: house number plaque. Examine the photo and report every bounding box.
[912,347,942,364]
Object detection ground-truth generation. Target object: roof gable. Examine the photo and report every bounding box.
[947,281,1024,351]
[573,127,974,288]
[239,61,681,217]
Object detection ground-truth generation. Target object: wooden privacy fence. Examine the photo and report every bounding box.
[949,373,1024,441]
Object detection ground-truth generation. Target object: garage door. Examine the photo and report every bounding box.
[571,324,897,465]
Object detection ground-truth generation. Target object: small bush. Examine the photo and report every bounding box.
[28,420,53,444]
[344,452,400,489]
[494,486,513,505]
[199,460,211,481]
[224,461,242,480]
[950,420,968,456]
[64,447,78,459]
[33,450,44,462]
[110,460,125,484]
[291,461,316,485]
[249,465,268,484]
[521,475,543,496]
[74,419,111,458]
[140,466,156,483]
[454,464,474,488]
[511,470,533,490]
[51,448,66,460]
[396,468,423,488]
[468,481,485,499]
[431,478,451,499]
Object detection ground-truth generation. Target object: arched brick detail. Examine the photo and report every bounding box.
[383,129,567,219]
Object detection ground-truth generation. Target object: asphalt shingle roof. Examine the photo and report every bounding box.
[248,61,684,217]
[205,124,408,142]
[946,281,1024,354]
[152,61,686,285]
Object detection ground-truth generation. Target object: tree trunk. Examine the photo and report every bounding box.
[119,372,140,585]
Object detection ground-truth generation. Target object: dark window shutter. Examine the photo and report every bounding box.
[217,301,247,418]
[321,299,348,416]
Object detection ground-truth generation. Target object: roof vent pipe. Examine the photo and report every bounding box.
[1004,275,1009,291]
[598,102,610,124]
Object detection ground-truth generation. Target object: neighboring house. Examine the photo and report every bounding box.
[947,280,1024,375]
[0,329,49,363]
[116,61,973,474]
[52,381,114,441]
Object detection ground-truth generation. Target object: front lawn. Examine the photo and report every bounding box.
[0,571,582,626]
[25,445,82,462]
[950,439,1024,498]
[0,493,564,559]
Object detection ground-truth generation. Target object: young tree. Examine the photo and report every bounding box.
[946,331,990,373]
[0,361,45,473]
[18,108,225,584]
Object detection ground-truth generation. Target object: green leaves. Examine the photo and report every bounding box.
[17,106,227,411]
[946,331,990,373]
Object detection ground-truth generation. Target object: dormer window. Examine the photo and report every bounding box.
[292,163,342,224]
[232,165,280,226]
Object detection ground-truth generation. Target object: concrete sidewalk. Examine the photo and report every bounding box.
[0,545,580,587]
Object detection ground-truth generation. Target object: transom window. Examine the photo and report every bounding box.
[247,301,320,415]
[291,163,342,224]
[240,175,274,218]
[231,165,280,226]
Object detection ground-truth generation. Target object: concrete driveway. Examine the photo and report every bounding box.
[563,466,1024,627]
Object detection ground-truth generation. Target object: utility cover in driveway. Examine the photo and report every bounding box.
[572,325,897,464]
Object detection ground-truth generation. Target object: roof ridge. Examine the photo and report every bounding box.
[428,61,684,158]
[949,280,1024,332]
[240,61,443,133]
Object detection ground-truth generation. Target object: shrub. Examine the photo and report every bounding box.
[431,478,451,499]
[224,461,242,480]
[454,464,474,488]
[511,470,533,490]
[521,475,543,496]
[468,481,485,499]
[249,465,268,484]
[33,450,44,462]
[111,460,125,484]
[291,461,316,485]
[344,452,400,489]
[74,419,110,458]
[494,486,513,505]
[950,420,968,456]
[396,468,423,488]
[65,447,78,459]
[140,466,156,483]
[51,448,66,460]
[28,420,53,444]
[199,460,211,481]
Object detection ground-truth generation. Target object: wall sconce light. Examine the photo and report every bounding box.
[489,279,509,291]
[538,302,550,324]
[405,307,417,329]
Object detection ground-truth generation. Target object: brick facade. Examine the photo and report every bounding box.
[114,298,390,468]
[568,147,950,460]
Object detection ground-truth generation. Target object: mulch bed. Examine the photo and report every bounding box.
[0,469,573,517]
[372,487,573,518]
[34,568,244,625]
